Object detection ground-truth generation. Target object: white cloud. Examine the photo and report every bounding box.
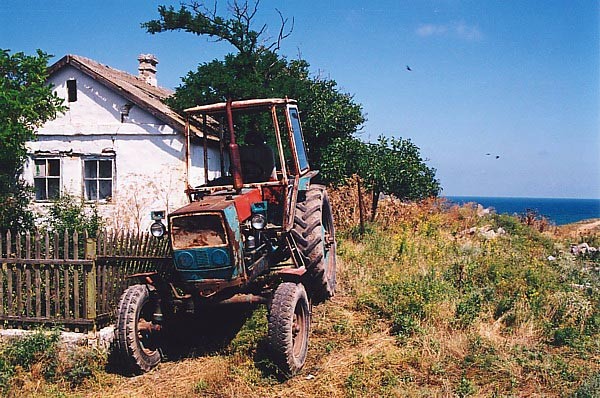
[455,21,483,41]
[416,21,483,41]
[416,23,448,37]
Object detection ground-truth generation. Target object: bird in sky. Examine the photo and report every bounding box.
[406,65,412,71]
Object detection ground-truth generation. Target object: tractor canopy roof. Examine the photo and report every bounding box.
[184,98,297,115]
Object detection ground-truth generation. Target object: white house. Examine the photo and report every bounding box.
[24,54,221,230]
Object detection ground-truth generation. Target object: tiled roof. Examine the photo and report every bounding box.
[48,54,218,140]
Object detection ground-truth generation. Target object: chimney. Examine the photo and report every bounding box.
[137,54,158,87]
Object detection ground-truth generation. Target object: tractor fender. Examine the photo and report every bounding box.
[125,271,161,287]
[276,266,306,283]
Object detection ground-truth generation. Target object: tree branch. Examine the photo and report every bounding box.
[144,0,292,56]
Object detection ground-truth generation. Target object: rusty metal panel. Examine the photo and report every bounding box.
[233,188,262,222]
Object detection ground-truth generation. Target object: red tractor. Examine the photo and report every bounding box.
[114,98,337,376]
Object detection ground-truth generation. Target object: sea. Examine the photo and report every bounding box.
[445,196,600,226]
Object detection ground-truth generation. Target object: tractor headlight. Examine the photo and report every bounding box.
[251,214,266,230]
[150,220,166,238]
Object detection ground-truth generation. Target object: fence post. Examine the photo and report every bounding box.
[85,238,97,321]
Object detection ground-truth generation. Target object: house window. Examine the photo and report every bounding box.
[34,158,60,201]
[83,158,113,201]
[67,79,77,102]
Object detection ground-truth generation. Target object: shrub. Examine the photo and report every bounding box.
[572,373,600,398]
[0,356,14,390]
[45,193,103,237]
[60,348,104,387]
[4,329,60,373]
[552,327,581,348]
[455,290,483,328]
[0,329,105,392]
[361,270,454,338]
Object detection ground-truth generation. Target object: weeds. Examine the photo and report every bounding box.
[2,189,598,397]
[338,195,599,396]
[0,329,103,394]
[572,373,600,398]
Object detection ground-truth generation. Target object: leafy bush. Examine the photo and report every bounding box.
[0,356,14,390]
[0,181,34,234]
[45,193,103,237]
[455,290,483,328]
[0,329,103,392]
[4,329,60,373]
[0,329,60,391]
[361,270,454,338]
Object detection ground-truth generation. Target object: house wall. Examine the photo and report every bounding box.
[25,65,220,230]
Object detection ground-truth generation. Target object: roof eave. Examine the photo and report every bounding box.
[47,55,219,143]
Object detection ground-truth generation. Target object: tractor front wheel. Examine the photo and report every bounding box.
[115,284,162,374]
[268,282,311,377]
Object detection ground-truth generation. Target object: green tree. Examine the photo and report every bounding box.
[144,0,438,209]
[0,49,65,233]
[143,1,364,168]
[321,136,441,220]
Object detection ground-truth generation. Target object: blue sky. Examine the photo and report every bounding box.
[1,1,598,198]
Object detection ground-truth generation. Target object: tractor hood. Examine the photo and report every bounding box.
[167,188,263,283]
[170,188,262,222]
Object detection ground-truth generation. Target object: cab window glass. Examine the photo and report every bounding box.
[288,107,309,172]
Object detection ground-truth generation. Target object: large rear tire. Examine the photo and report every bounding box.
[268,282,310,377]
[292,184,337,304]
[115,284,162,374]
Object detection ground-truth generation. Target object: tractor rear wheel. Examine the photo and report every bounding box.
[115,284,162,374]
[292,184,337,304]
[268,282,311,377]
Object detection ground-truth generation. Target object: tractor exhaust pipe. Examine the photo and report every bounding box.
[226,98,244,191]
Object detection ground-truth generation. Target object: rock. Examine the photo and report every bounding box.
[0,326,115,350]
[572,242,593,255]
[481,229,498,240]
[476,204,491,217]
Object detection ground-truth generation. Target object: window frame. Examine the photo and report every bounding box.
[286,105,310,174]
[82,156,115,202]
[66,79,77,102]
[33,157,61,202]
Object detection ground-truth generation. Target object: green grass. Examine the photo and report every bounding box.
[337,201,600,396]
[1,199,599,397]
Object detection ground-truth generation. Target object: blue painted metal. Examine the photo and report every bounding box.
[251,201,268,217]
[173,247,233,281]
[222,204,244,278]
[298,174,312,191]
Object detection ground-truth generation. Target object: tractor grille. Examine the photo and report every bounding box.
[195,250,210,266]
[174,248,230,270]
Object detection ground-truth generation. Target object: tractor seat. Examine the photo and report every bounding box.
[239,132,276,183]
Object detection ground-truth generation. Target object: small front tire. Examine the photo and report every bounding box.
[267,282,311,377]
[114,284,162,374]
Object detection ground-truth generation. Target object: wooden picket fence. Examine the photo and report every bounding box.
[0,229,171,331]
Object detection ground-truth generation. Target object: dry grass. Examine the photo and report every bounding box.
[5,187,600,397]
